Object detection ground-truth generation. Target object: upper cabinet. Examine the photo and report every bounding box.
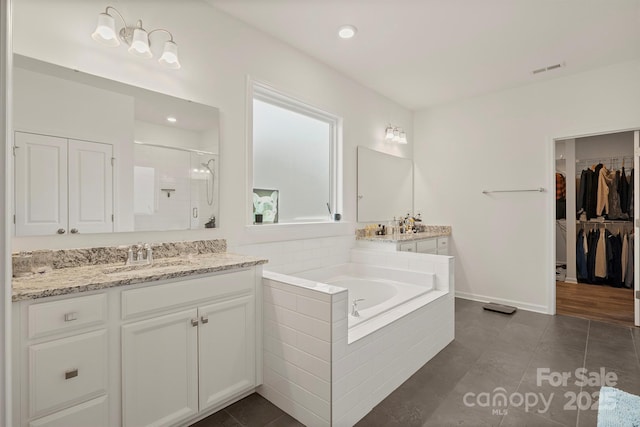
[15,132,113,236]
[12,55,220,236]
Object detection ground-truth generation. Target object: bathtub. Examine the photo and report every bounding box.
[259,249,454,427]
[293,263,436,329]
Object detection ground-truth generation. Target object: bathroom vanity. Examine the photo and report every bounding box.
[355,226,451,255]
[11,240,267,427]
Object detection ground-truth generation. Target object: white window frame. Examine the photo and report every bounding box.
[246,78,341,226]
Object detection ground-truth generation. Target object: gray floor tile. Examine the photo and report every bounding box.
[423,390,505,427]
[500,406,569,427]
[224,394,285,427]
[263,414,304,427]
[356,383,444,427]
[509,310,551,331]
[584,343,640,376]
[515,382,580,427]
[496,322,546,352]
[546,315,590,333]
[190,410,242,427]
[588,321,633,344]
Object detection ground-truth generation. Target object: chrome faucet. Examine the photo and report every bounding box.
[127,243,153,266]
[351,298,365,317]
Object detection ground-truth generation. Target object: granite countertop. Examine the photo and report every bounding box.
[356,225,452,243]
[13,245,268,301]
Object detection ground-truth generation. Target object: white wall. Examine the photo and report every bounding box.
[414,59,640,312]
[1,0,10,424]
[135,120,208,152]
[10,0,412,251]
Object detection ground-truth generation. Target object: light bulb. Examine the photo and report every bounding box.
[159,40,181,69]
[385,126,395,141]
[92,13,120,47]
[128,28,152,58]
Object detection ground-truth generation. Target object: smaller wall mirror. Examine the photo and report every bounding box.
[357,146,413,223]
[12,55,219,236]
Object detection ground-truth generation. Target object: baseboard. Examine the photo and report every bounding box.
[455,291,550,314]
[563,276,578,284]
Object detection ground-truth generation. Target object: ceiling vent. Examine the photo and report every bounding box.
[532,62,565,75]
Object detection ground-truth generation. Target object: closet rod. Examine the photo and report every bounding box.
[482,187,545,194]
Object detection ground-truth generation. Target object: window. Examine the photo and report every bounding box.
[250,81,340,224]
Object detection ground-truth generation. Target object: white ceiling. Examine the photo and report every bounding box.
[207,0,640,110]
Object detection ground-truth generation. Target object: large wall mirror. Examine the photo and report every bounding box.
[357,146,413,223]
[12,54,220,236]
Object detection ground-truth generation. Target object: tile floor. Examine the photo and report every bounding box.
[192,298,640,427]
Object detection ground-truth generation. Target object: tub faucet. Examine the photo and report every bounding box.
[351,299,365,317]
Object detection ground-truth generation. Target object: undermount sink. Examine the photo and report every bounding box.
[102,257,197,275]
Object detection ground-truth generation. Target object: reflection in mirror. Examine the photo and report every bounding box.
[12,54,219,236]
[357,146,413,223]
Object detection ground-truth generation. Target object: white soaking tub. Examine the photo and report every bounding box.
[260,249,454,427]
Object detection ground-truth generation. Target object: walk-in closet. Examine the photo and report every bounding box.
[555,131,637,326]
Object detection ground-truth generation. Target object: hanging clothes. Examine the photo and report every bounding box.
[619,167,629,214]
[624,233,634,289]
[586,165,602,220]
[628,169,634,218]
[587,229,599,283]
[607,170,624,220]
[594,229,608,279]
[621,233,628,283]
[606,231,623,287]
[577,169,588,215]
[596,166,611,217]
[576,229,588,281]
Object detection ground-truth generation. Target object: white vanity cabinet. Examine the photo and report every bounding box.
[13,293,110,427]
[359,235,449,255]
[14,131,114,236]
[13,265,263,427]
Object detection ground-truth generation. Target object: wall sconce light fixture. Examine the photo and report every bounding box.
[92,6,181,69]
[384,125,407,144]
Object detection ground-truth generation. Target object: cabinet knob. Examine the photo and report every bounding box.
[57,228,66,234]
[200,315,209,324]
[70,228,79,234]
[64,312,78,322]
[191,318,199,327]
[65,369,78,380]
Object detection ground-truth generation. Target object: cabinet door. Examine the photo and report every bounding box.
[437,237,449,255]
[14,132,68,236]
[29,395,108,427]
[398,242,417,252]
[122,309,199,427]
[68,139,113,234]
[416,238,437,254]
[198,295,255,412]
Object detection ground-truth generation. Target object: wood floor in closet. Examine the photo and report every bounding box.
[556,281,636,327]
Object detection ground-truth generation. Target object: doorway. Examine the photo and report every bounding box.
[553,130,639,327]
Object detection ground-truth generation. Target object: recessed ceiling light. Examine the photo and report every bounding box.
[338,25,357,39]
[167,116,177,123]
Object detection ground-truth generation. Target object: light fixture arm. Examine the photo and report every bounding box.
[148,28,175,43]
[104,6,128,32]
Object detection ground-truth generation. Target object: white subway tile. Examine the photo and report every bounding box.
[264,351,298,379]
[295,347,331,380]
[333,349,358,380]
[331,299,347,322]
[297,331,331,361]
[332,318,348,342]
[297,368,331,401]
[297,296,331,322]
[264,320,297,346]
[266,287,297,310]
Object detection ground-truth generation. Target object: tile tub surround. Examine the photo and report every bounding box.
[12,239,268,301]
[258,249,454,426]
[356,225,451,242]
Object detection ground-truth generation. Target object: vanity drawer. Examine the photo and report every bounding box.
[29,330,108,418]
[29,395,109,427]
[121,269,254,320]
[398,242,417,252]
[416,239,437,253]
[28,294,107,339]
